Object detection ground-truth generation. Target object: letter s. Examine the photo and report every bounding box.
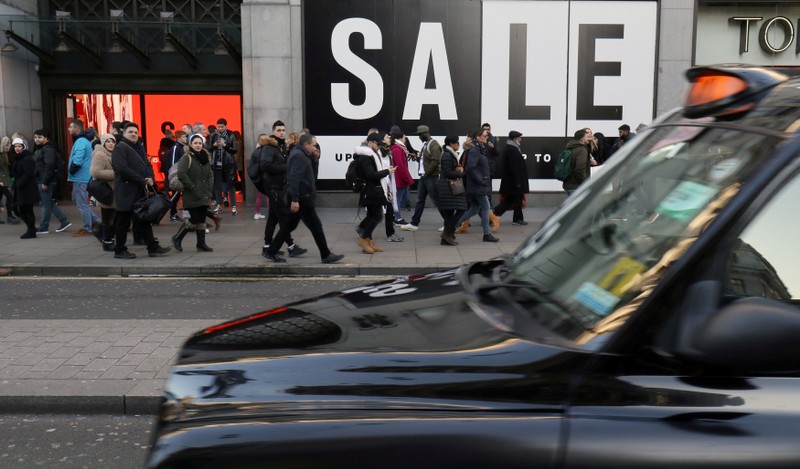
[331,18,384,120]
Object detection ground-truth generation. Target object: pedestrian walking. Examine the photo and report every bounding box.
[10,137,39,239]
[171,133,214,253]
[492,131,529,225]
[436,135,467,245]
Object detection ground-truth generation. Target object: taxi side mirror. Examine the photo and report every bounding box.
[676,296,800,374]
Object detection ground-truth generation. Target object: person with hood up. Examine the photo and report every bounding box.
[562,129,592,196]
[10,137,39,239]
[171,133,214,253]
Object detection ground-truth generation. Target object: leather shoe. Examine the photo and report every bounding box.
[114,251,136,259]
[148,246,172,257]
[321,253,344,264]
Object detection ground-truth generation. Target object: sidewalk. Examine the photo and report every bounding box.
[0,202,559,415]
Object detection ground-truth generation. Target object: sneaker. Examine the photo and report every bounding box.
[223,198,229,207]
[264,251,286,263]
[253,213,266,220]
[55,222,72,233]
[483,234,500,243]
[148,246,172,257]
[232,207,237,215]
[393,218,409,226]
[512,220,528,226]
[321,253,345,264]
[20,232,36,239]
[438,226,445,232]
[72,228,91,237]
[401,223,419,231]
[36,229,50,235]
[114,251,136,259]
[170,215,181,223]
[387,233,404,242]
[182,210,190,218]
[288,245,308,258]
[262,247,285,257]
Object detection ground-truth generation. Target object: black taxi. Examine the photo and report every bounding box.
[146,65,800,468]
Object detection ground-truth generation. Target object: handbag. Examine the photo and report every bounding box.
[448,178,465,195]
[87,179,114,205]
[132,185,172,223]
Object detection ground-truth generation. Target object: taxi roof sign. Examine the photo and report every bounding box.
[683,65,787,119]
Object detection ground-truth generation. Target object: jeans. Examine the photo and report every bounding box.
[72,182,99,230]
[458,194,491,235]
[410,176,439,226]
[393,186,410,220]
[38,185,69,230]
[213,173,236,209]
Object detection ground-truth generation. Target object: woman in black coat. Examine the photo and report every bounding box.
[10,138,39,239]
[354,133,395,254]
[111,122,170,259]
[435,135,467,245]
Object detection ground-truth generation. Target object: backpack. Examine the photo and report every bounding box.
[345,157,365,193]
[168,154,190,191]
[553,148,573,181]
[247,147,265,191]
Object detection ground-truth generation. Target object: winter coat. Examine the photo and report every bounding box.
[260,137,288,190]
[463,143,491,196]
[354,145,390,207]
[286,146,316,204]
[90,143,116,209]
[0,153,10,187]
[421,138,443,177]
[112,138,154,212]
[499,140,530,196]
[208,131,238,183]
[67,133,93,184]
[390,143,414,189]
[177,148,213,209]
[11,149,39,206]
[562,139,590,191]
[33,143,62,186]
[435,146,468,211]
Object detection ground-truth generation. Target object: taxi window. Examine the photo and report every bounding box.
[724,174,800,301]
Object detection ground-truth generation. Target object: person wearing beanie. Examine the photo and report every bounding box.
[10,137,40,239]
[111,121,171,259]
[171,133,214,253]
[90,133,118,251]
[32,128,71,233]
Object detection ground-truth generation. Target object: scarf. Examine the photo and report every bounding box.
[191,148,210,165]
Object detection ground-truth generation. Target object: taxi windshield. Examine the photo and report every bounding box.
[509,121,785,348]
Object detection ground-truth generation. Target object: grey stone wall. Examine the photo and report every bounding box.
[656,0,696,118]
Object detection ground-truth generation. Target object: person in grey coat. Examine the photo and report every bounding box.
[111,122,171,259]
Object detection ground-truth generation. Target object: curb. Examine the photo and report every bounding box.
[0,395,162,415]
[0,264,454,278]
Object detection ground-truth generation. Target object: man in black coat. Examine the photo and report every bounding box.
[492,131,530,225]
[264,133,343,264]
[111,122,171,259]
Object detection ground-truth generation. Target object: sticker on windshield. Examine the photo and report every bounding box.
[708,158,743,183]
[572,282,620,317]
[599,257,646,297]
[656,181,717,221]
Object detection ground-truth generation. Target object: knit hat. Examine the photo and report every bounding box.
[12,137,24,146]
[189,133,206,145]
[100,133,115,144]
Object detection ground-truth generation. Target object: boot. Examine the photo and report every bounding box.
[196,224,213,252]
[172,222,190,252]
[489,211,501,233]
[455,220,470,234]
[440,231,459,246]
[6,216,20,225]
[369,239,384,252]
[357,237,375,254]
[102,240,115,252]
